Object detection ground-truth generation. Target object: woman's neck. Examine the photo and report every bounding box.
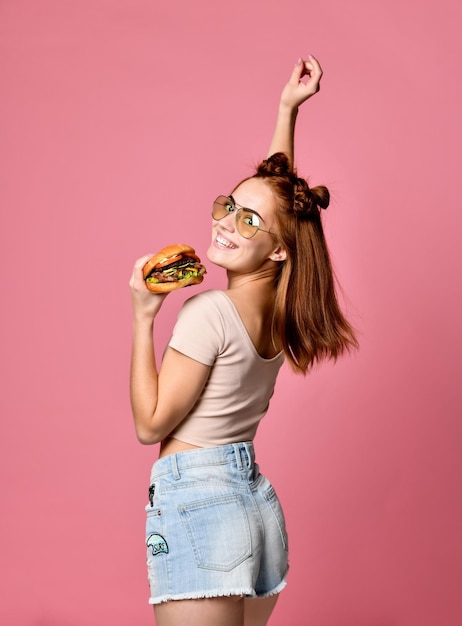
[226,262,278,292]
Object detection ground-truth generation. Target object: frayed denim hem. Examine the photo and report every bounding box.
[149,571,289,605]
[149,588,255,605]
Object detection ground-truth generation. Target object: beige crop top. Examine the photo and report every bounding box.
[168,290,284,447]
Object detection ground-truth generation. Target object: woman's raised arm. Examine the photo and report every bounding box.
[268,55,323,168]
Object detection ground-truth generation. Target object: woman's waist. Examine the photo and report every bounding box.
[159,436,202,459]
[151,440,256,480]
[166,412,262,450]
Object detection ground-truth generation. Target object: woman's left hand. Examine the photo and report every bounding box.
[280,54,323,111]
[129,254,168,321]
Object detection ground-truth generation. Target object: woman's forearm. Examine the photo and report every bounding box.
[130,317,160,442]
[268,104,298,168]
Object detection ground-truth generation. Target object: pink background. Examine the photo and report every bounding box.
[1,1,461,624]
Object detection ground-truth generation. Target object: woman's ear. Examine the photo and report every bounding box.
[269,244,287,262]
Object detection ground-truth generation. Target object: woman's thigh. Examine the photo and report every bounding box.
[154,596,244,626]
[244,595,279,626]
[153,594,279,626]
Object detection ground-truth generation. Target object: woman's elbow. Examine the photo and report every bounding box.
[134,424,163,445]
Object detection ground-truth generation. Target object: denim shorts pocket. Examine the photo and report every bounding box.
[262,485,288,550]
[178,493,252,572]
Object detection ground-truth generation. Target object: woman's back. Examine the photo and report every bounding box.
[166,289,284,448]
[225,284,281,360]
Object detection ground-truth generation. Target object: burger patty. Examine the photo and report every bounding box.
[146,261,206,284]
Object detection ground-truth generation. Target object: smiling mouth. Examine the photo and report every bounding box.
[216,234,237,249]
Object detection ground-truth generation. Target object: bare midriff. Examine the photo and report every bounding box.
[159,436,202,458]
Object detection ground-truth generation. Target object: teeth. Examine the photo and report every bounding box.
[216,234,236,249]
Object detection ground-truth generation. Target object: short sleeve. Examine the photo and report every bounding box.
[168,291,225,366]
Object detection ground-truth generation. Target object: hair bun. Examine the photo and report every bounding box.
[255,152,330,217]
[293,181,330,218]
[310,185,330,210]
[256,152,292,177]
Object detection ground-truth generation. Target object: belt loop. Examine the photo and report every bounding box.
[243,442,253,468]
[171,454,181,480]
[233,444,243,470]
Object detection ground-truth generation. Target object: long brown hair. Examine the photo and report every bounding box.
[254,152,358,374]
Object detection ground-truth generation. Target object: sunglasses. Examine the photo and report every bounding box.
[212,195,274,239]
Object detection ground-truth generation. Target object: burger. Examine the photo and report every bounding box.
[143,244,206,293]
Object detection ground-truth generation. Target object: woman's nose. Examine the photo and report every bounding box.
[219,211,236,232]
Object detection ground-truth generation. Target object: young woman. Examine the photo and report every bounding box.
[129,55,358,626]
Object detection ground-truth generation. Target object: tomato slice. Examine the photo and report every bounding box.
[154,254,182,269]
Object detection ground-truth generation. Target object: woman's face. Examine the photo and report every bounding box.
[207,177,286,275]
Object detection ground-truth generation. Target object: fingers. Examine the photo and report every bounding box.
[296,54,323,98]
[129,254,154,289]
[292,54,322,83]
[289,57,306,85]
[306,54,322,77]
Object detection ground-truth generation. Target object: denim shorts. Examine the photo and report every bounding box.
[145,442,289,604]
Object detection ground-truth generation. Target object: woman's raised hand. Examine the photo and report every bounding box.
[280,55,323,111]
[267,54,324,165]
[129,254,168,321]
